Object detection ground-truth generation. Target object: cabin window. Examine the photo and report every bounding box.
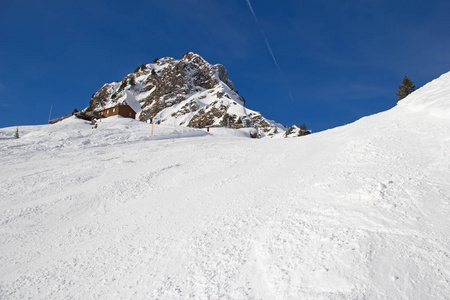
[113,108,115,112]
[107,110,109,114]
[129,112,131,117]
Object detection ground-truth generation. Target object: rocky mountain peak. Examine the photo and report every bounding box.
[181,52,206,64]
[85,53,283,134]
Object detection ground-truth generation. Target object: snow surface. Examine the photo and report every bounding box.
[1,72,450,299]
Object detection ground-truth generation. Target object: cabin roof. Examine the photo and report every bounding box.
[98,103,136,113]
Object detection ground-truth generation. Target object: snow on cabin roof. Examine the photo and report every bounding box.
[99,103,136,113]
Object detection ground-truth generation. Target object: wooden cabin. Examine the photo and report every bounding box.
[98,104,136,119]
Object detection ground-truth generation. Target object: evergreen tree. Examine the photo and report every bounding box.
[396,75,417,101]
[14,127,19,139]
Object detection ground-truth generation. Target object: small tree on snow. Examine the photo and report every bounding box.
[14,127,19,139]
[396,75,417,101]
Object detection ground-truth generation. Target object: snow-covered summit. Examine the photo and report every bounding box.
[86,52,283,133]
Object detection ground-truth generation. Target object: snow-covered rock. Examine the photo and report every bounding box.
[283,124,311,138]
[86,52,284,133]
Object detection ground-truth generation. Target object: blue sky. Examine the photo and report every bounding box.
[1,0,449,131]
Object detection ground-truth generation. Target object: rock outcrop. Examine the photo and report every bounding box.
[85,52,283,133]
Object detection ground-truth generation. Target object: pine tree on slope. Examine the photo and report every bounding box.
[396,75,417,101]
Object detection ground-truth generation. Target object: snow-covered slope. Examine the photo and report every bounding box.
[1,72,450,298]
[86,52,284,134]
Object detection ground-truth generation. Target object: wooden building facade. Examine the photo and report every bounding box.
[98,104,136,119]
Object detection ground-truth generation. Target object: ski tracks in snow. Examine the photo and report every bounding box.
[1,110,450,298]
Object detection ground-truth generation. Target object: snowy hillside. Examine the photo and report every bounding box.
[1,72,450,298]
[85,52,284,134]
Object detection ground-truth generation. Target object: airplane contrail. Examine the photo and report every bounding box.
[245,0,280,70]
[245,0,295,102]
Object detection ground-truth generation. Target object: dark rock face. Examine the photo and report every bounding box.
[213,64,234,90]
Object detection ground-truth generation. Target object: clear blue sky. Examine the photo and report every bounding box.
[1,0,449,131]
